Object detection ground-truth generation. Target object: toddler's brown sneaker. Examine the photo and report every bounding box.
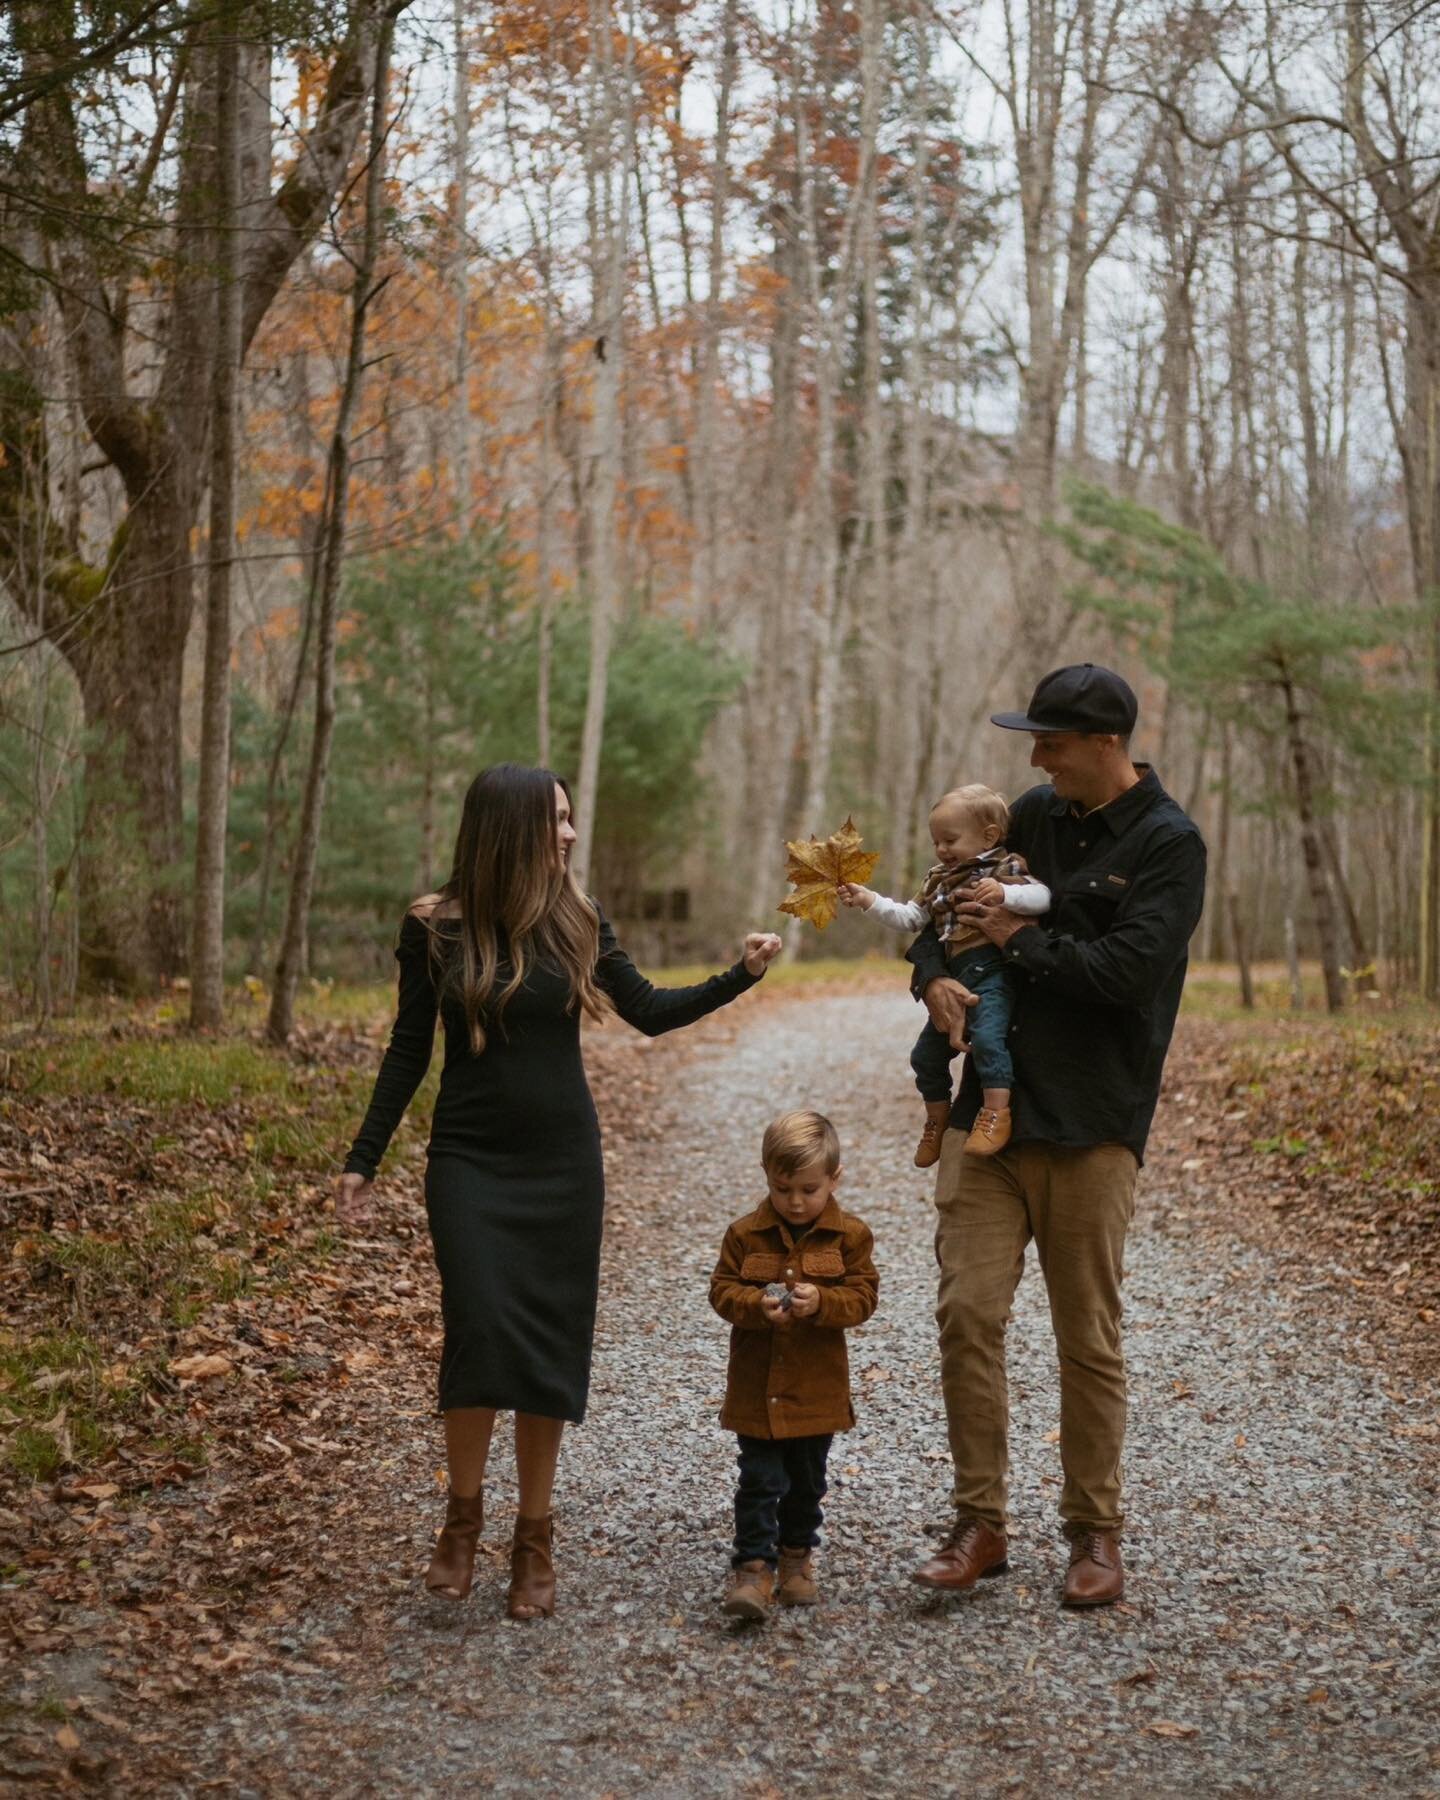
[964,1106,1011,1156]
[776,1546,818,1607]
[722,1560,774,1620]
[914,1100,952,1168]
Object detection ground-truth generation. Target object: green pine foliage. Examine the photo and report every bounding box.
[1055,480,1421,780]
[228,534,744,976]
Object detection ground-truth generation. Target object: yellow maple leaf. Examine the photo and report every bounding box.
[778,816,880,930]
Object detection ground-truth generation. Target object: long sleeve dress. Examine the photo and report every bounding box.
[343,904,762,1422]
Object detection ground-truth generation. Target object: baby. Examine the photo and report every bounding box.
[709,1110,879,1619]
[840,784,1049,1166]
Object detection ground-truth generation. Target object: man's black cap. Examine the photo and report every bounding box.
[991,663,1138,735]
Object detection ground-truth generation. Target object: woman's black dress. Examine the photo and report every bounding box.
[343,906,760,1422]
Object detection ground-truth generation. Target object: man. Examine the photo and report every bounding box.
[909,664,1205,1607]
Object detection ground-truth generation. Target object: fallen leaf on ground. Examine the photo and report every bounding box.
[168,1354,234,1382]
[1149,1721,1199,1739]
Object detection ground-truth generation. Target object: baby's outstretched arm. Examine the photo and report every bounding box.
[839,884,927,933]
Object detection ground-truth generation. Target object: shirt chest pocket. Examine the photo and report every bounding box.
[1055,868,1129,938]
[799,1247,846,1283]
[739,1252,787,1283]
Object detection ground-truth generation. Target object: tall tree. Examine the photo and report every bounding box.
[0,0,403,989]
[189,0,242,1029]
[268,3,400,1043]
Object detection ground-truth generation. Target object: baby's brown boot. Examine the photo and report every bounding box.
[776,1546,819,1607]
[964,1106,1012,1157]
[914,1100,953,1169]
[723,1560,775,1621]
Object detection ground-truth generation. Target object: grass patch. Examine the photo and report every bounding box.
[0,1331,115,1482]
[18,1036,298,1106]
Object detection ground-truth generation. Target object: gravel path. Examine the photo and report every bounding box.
[185,990,1439,1797]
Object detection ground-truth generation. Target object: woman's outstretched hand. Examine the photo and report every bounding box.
[335,1171,375,1225]
[742,932,783,976]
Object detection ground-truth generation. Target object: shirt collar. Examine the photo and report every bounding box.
[1048,765,1161,834]
[755,1195,844,1240]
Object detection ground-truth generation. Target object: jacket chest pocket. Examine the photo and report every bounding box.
[800,1247,845,1282]
[739,1252,786,1283]
[1056,868,1127,938]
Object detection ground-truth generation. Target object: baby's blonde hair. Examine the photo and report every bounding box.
[761,1110,841,1176]
[931,783,1010,840]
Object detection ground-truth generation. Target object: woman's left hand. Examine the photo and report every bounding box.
[742,932,783,976]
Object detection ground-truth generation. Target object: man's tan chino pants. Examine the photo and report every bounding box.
[933,1129,1138,1534]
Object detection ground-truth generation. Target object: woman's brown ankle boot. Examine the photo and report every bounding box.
[507,1514,556,1620]
[425,1489,485,1599]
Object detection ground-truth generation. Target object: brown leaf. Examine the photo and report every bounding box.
[54,1724,81,1753]
[167,1353,234,1382]
[1148,1720,1199,1739]
[778,816,880,930]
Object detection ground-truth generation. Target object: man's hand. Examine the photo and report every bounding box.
[789,1282,820,1320]
[923,975,979,1051]
[743,932,783,976]
[760,1290,793,1327]
[335,1172,374,1225]
[837,883,875,910]
[956,897,1031,951]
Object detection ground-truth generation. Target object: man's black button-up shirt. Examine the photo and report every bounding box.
[906,767,1206,1163]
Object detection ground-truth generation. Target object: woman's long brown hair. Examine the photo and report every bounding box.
[427,763,609,1052]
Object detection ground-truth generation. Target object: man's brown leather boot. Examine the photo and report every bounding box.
[507,1514,556,1619]
[776,1547,819,1607]
[914,1101,953,1169]
[912,1517,1009,1590]
[723,1560,775,1620]
[1062,1529,1124,1607]
[424,1488,485,1599]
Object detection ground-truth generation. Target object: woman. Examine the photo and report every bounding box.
[336,763,780,1618]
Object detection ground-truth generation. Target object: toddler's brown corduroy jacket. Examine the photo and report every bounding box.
[709,1196,878,1439]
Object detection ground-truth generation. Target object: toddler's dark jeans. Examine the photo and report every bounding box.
[909,942,1017,1101]
[732,1432,833,1567]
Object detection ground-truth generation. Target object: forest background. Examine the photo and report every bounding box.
[2,0,1440,1023]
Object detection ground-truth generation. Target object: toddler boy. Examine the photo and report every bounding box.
[709,1111,879,1618]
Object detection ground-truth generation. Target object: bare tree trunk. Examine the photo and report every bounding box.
[1227,891,1254,1009]
[571,0,634,889]
[689,0,740,618]
[536,321,558,766]
[450,0,472,533]
[268,9,396,1043]
[1278,668,1345,1014]
[780,0,880,958]
[190,2,240,1029]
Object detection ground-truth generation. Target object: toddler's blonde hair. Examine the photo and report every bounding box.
[931,783,1010,840]
[761,1110,841,1176]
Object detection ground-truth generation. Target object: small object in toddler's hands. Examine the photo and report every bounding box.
[763,1282,794,1313]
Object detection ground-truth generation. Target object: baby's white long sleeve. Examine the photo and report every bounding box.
[865,893,929,933]
[1003,879,1050,916]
